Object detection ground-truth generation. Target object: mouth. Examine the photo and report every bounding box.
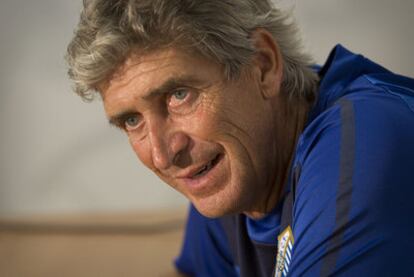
[189,154,221,179]
[175,153,225,197]
[191,154,222,179]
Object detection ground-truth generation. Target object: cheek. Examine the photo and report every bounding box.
[129,136,154,170]
[184,102,224,138]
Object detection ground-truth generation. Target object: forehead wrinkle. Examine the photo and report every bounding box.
[104,63,184,120]
[110,59,177,92]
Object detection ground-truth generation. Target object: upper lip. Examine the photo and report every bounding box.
[174,155,218,179]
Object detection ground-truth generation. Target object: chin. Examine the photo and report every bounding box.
[189,189,245,218]
[193,203,230,218]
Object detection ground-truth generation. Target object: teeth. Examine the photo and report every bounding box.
[198,166,208,174]
[194,160,213,177]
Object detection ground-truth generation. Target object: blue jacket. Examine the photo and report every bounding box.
[175,45,414,277]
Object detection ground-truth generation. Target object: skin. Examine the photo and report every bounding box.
[100,29,309,219]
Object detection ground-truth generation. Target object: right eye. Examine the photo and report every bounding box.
[124,114,141,131]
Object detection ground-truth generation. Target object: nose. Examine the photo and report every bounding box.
[148,121,190,171]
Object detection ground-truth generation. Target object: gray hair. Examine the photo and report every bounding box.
[66,0,318,101]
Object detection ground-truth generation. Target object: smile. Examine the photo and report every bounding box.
[192,154,222,178]
[179,153,224,196]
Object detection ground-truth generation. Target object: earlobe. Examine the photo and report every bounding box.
[251,29,283,99]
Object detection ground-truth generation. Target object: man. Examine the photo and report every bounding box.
[66,0,414,276]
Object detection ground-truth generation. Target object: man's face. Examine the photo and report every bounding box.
[102,48,279,217]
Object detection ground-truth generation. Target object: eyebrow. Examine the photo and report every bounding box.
[141,75,205,100]
[108,109,138,128]
[107,75,205,127]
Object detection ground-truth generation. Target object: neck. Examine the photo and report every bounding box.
[245,95,312,220]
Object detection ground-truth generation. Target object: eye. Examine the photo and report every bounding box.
[173,89,189,100]
[124,114,141,131]
[168,88,191,108]
[167,88,200,115]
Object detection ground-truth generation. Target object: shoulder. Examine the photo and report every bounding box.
[289,72,414,275]
[298,71,414,173]
[294,70,414,230]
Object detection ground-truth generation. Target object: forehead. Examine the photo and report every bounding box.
[101,48,223,113]
[103,48,219,97]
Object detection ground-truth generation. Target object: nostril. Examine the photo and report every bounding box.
[170,132,191,167]
[172,151,182,165]
[151,145,171,170]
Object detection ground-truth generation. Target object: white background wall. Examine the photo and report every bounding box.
[0,0,413,216]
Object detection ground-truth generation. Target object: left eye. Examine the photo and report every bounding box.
[167,88,198,115]
[172,89,188,100]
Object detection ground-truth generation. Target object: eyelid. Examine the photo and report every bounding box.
[170,87,189,95]
[113,113,141,131]
[167,87,202,117]
[127,114,142,128]
[168,87,191,104]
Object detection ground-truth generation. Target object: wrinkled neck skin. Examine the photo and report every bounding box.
[244,94,311,220]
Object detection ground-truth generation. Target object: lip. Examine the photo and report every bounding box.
[178,154,225,196]
[174,154,219,178]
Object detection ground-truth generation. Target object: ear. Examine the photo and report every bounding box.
[250,28,283,99]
